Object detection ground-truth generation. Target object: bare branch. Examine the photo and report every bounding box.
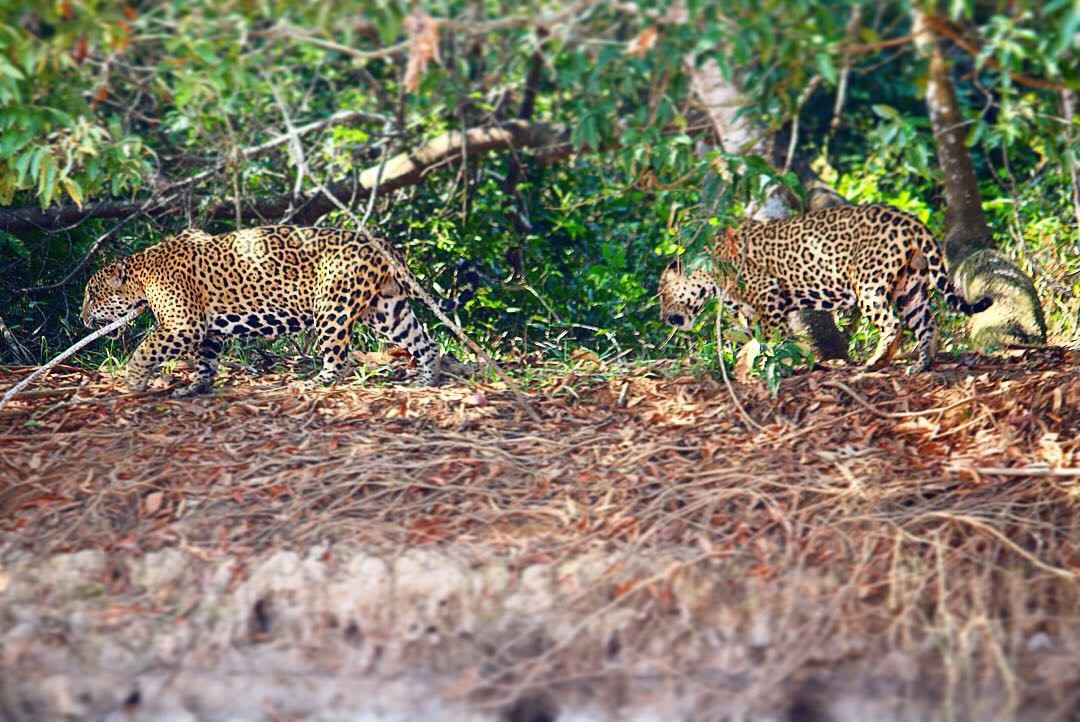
[168,108,390,195]
[921,13,1072,91]
[0,119,569,233]
[0,308,142,410]
[783,74,822,175]
[0,109,389,234]
[829,4,863,135]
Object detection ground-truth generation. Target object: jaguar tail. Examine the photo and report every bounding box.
[439,258,480,312]
[916,224,992,315]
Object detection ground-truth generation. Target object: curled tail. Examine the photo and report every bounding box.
[439,258,480,312]
[917,225,992,315]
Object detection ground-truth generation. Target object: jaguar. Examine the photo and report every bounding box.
[658,204,991,372]
[81,225,476,395]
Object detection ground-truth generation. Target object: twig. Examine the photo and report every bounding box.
[358,125,392,231]
[265,73,310,217]
[783,74,822,175]
[0,313,32,364]
[715,299,763,431]
[912,511,1078,579]
[840,32,916,53]
[18,190,170,293]
[0,309,140,411]
[829,5,863,135]
[822,379,994,419]
[177,109,390,196]
[971,466,1080,477]
[274,0,595,64]
[272,29,409,62]
[0,385,90,402]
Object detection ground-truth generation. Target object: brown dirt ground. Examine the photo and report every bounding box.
[0,350,1077,721]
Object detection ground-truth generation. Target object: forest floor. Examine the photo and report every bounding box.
[1,349,1078,722]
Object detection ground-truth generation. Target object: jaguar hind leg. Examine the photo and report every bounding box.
[858,291,903,370]
[361,286,441,386]
[895,270,935,373]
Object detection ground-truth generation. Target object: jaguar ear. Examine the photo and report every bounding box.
[106,260,127,289]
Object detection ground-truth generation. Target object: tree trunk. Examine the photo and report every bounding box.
[689,59,850,360]
[912,11,1046,345]
[1062,88,1080,230]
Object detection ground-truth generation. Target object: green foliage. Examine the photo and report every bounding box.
[0,4,150,206]
[751,338,815,394]
[0,0,1077,372]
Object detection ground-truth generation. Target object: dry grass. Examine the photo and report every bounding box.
[1,349,1078,719]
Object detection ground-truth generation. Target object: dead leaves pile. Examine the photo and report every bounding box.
[0,350,1077,648]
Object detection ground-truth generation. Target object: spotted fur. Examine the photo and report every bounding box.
[81,226,475,396]
[658,204,992,372]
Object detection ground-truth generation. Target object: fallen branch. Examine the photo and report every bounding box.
[0,120,578,232]
[19,189,174,293]
[0,309,140,411]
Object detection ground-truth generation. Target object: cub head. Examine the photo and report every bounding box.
[658,262,717,331]
[81,259,144,328]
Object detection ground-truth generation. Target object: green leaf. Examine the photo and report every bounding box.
[15,147,38,184]
[37,152,57,206]
[581,114,599,151]
[726,327,753,344]
[872,104,899,120]
[61,176,84,205]
[2,231,30,259]
[814,52,836,85]
[0,55,23,79]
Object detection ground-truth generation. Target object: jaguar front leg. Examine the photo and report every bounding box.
[309,276,376,386]
[172,331,224,397]
[124,325,204,393]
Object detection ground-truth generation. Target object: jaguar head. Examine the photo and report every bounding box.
[81,259,145,328]
[658,262,717,331]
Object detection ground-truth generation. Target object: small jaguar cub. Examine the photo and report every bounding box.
[658,204,991,372]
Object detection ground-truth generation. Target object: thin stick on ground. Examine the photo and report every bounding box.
[0,309,140,411]
[972,466,1080,478]
[715,302,763,431]
[822,379,998,419]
